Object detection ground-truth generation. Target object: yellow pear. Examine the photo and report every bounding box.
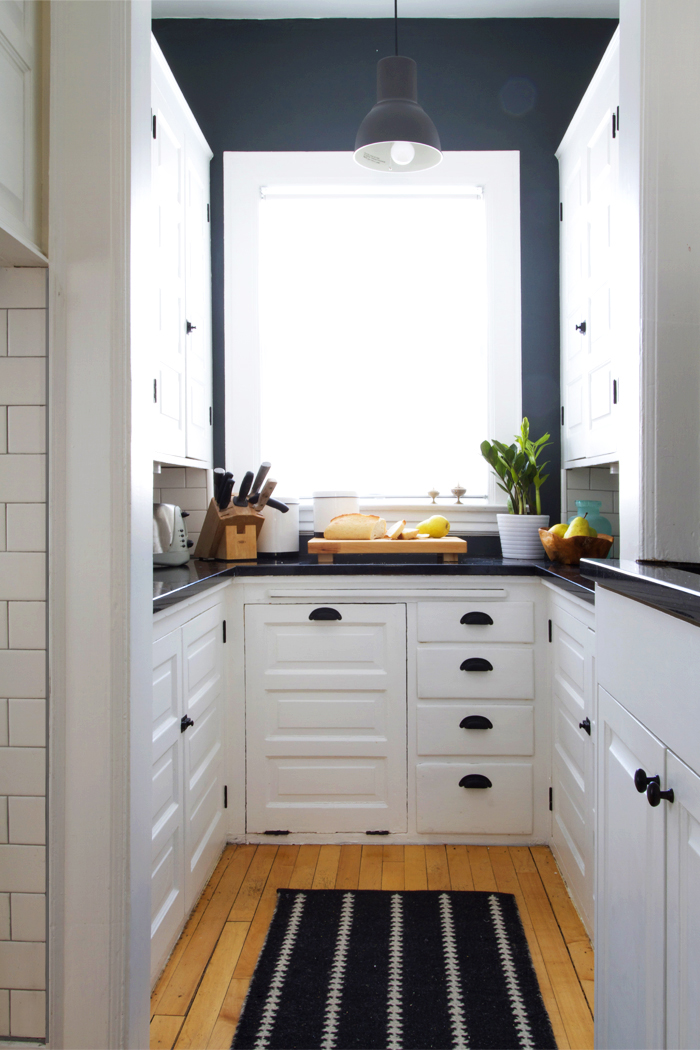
[564,516,590,539]
[588,527,597,538]
[549,523,569,537]
[416,515,450,538]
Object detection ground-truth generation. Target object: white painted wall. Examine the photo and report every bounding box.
[0,266,47,1041]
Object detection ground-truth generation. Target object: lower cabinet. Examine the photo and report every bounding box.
[151,594,226,983]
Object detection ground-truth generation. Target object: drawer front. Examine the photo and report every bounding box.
[416,703,534,756]
[416,761,533,834]
[417,647,534,699]
[417,601,534,643]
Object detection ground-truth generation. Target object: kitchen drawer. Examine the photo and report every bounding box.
[416,761,533,834]
[417,601,534,643]
[416,703,534,756]
[417,647,535,699]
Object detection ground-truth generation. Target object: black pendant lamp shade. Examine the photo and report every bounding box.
[354,55,442,172]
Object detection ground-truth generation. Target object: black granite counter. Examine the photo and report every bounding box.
[154,553,595,612]
[580,558,700,627]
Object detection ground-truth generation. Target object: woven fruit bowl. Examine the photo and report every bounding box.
[538,529,614,566]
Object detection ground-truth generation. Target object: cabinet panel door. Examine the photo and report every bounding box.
[151,628,185,982]
[417,647,534,699]
[666,750,700,1050]
[596,687,665,1050]
[416,761,533,834]
[245,604,407,834]
[182,603,225,911]
[417,601,534,643]
[152,73,187,458]
[0,0,40,246]
[184,140,212,463]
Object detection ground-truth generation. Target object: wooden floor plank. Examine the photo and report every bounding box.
[150,847,238,1015]
[335,845,362,889]
[382,844,404,863]
[207,978,250,1049]
[510,845,538,873]
[425,845,451,890]
[358,844,383,889]
[467,845,497,891]
[517,869,593,1049]
[446,845,474,891]
[150,1015,184,1050]
[287,844,320,890]
[227,846,278,922]
[174,922,249,1050]
[381,861,405,890]
[489,847,570,1050]
[157,845,258,1016]
[232,846,299,979]
[531,847,590,946]
[312,845,342,889]
[568,940,594,1013]
[404,845,428,890]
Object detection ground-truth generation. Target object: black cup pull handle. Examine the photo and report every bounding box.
[460,611,494,626]
[460,658,493,672]
[459,715,494,730]
[309,607,342,621]
[180,715,194,733]
[647,781,674,807]
[634,768,659,793]
[459,774,492,789]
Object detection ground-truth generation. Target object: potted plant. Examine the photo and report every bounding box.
[480,419,551,558]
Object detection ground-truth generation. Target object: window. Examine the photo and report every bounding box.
[224,152,521,525]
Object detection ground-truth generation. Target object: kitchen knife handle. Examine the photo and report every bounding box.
[237,471,255,503]
[266,498,289,513]
[251,461,271,497]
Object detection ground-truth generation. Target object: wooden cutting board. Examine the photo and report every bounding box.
[308,537,467,563]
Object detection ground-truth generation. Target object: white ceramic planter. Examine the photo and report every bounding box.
[497,513,550,559]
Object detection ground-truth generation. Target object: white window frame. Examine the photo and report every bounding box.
[223,151,521,532]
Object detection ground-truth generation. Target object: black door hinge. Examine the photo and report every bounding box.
[152,113,157,139]
[222,620,226,643]
[548,619,552,643]
[207,203,210,222]
[549,787,553,811]
[613,379,618,405]
[612,112,617,138]
[264,830,290,836]
[559,202,563,221]
[209,406,213,426]
[561,406,564,426]
[224,785,228,809]
[616,105,620,130]
[153,378,157,403]
[366,830,389,835]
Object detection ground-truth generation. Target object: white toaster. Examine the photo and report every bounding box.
[153,503,192,567]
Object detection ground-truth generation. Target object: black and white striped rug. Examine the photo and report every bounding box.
[231,890,557,1050]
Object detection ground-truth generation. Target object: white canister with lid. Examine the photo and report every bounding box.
[313,491,360,535]
[256,497,300,554]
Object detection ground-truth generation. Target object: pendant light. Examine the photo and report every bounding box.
[354,0,442,173]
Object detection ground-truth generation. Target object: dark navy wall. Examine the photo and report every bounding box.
[152,17,617,522]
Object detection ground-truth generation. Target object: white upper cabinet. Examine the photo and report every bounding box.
[0,0,46,263]
[151,36,213,466]
[558,29,619,466]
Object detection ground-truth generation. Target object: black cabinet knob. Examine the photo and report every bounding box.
[459,774,492,789]
[579,717,591,735]
[309,607,342,621]
[180,715,194,733]
[634,768,659,793]
[460,657,493,672]
[647,781,674,807]
[460,611,494,626]
[575,321,587,334]
[459,715,493,730]
[186,320,197,334]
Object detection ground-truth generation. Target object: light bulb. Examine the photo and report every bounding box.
[390,140,415,166]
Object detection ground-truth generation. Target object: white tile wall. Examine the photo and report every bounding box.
[564,464,620,558]
[154,464,210,551]
[0,269,46,1039]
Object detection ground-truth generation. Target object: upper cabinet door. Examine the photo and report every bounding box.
[558,30,619,466]
[0,0,44,257]
[184,138,213,463]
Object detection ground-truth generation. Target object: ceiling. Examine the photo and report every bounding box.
[152,0,619,19]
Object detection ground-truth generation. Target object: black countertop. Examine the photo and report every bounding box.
[580,558,700,627]
[153,553,595,612]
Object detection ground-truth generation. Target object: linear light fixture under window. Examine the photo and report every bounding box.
[259,183,483,199]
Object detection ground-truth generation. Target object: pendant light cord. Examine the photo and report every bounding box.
[394,0,398,56]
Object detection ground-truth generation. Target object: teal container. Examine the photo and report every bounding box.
[568,499,613,557]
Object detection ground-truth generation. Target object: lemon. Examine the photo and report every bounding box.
[416,515,450,538]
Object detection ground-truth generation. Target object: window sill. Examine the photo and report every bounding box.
[299,499,505,535]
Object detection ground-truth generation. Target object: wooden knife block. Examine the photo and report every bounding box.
[193,499,265,561]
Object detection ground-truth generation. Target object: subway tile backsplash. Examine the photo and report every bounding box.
[564,464,620,559]
[154,465,210,551]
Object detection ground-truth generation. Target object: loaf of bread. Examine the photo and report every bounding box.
[324,514,387,540]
